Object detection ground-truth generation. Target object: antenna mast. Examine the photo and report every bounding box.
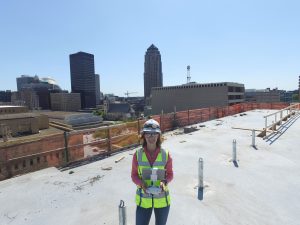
[187,65,191,83]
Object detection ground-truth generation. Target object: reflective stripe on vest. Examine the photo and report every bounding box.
[135,147,171,208]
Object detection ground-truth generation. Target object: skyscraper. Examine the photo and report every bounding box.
[144,44,163,99]
[70,52,100,108]
[95,74,100,105]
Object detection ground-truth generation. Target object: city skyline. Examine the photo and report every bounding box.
[0,0,299,96]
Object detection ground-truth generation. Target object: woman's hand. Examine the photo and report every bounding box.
[141,183,148,193]
[160,181,167,191]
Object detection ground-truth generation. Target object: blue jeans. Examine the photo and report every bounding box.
[136,206,170,225]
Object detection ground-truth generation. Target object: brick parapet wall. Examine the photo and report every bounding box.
[0,102,289,180]
[1,134,65,179]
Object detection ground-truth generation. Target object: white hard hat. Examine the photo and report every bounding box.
[142,119,161,134]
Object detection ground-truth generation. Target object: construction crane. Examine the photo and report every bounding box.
[124,91,138,98]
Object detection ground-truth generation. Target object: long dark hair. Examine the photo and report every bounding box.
[140,133,162,148]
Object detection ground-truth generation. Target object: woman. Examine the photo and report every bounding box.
[131,119,173,225]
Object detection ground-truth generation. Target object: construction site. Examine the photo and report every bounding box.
[0,103,291,179]
[0,102,299,224]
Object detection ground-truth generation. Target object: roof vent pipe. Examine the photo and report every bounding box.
[119,200,127,225]
[252,130,256,148]
[198,157,204,200]
[232,139,237,162]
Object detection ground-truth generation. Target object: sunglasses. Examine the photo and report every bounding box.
[144,132,159,137]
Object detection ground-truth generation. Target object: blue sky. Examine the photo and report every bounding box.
[0,0,299,96]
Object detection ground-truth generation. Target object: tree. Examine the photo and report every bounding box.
[93,109,105,117]
[292,94,299,102]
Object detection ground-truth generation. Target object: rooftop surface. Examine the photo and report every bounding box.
[0,109,300,225]
[0,105,25,108]
[38,111,87,119]
[0,112,42,120]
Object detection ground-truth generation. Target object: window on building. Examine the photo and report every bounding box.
[30,159,33,166]
[37,157,40,164]
[23,160,26,168]
[56,153,59,159]
[44,156,47,162]
[14,164,19,170]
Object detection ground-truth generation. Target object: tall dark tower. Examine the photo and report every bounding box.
[144,44,163,99]
[70,52,97,108]
[95,74,100,105]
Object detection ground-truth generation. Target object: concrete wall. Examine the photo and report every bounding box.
[37,114,49,129]
[0,117,39,136]
[151,82,244,114]
[0,106,28,114]
[0,114,49,137]
[0,147,7,180]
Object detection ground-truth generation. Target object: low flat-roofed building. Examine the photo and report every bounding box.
[50,93,81,111]
[0,113,49,137]
[279,90,299,103]
[245,88,280,103]
[151,82,245,114]
[0,105,28,115]
[42,111,103,130]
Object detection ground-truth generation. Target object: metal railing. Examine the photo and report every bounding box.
[263,103,300,138]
